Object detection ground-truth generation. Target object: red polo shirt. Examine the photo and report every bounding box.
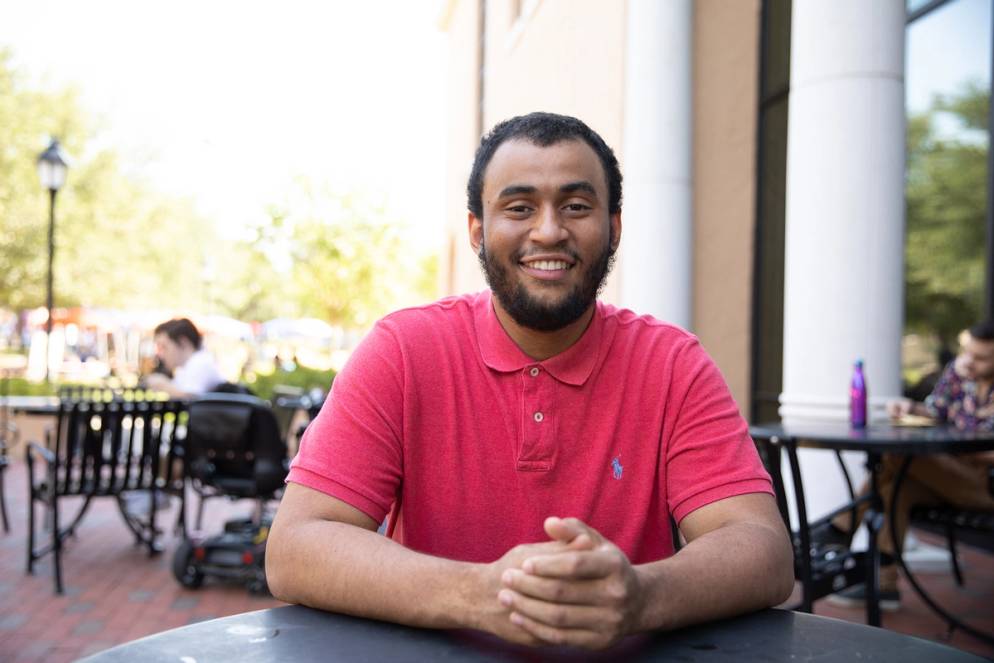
[288,291,772,564]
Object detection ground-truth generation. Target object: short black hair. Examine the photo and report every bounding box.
[154,318,203,350]
[466,112,622,219]
[968,320,994,342]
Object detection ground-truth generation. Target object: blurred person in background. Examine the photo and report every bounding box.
[145,318,224,398]
[820,321,994,610]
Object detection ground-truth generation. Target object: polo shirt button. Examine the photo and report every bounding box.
[529,367,540,377]
[533,411,544,422]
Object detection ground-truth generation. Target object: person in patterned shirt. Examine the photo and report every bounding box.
[823,321,994,610]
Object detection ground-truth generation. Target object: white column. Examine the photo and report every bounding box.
[781,0,906,424]
[620,0,692,329]
[780,0,907,521]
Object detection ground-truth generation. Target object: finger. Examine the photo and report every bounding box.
[523,548,619,579]
[499,588,613,631]
[543,517,601,547]
[501,568,603,605]
[507,608,613,649]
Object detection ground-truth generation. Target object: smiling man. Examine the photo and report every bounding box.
[266,112,793,649]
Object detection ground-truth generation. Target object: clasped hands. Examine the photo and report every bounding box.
[485,516,645,650]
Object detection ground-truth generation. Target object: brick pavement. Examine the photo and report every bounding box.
[0,459,283,662]
[0,457,992,661]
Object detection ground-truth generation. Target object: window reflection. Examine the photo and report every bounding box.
[903,0,991,394]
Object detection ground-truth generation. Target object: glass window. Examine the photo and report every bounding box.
[902,0,991,396]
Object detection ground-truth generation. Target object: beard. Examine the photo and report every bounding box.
[478,235,616,332]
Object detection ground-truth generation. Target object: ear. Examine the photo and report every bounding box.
[609,212,622,252]
[468,211,484,253]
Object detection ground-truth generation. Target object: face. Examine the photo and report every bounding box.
[959,335,994,382]
[154,333,188,373]
[469,139,621,332]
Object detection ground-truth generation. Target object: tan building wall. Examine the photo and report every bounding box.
[440,0,485,296]
[441,0,762,413]
[692,0,762,413]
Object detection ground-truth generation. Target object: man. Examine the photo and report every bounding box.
[266,112,793,649]
[825,321,994,610]
[145,318,224,398]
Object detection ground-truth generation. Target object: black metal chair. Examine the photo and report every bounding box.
[0,401,13,535]
[890,459,994,645]
[0,370,17,534]
[755,438,868,612]
[184,394,288,531]
[26,397,187,593]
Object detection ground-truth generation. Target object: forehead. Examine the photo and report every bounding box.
[967,336,994,357]
[482,139,607,199]
[154,333,176,347]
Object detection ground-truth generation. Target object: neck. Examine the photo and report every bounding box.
[492,299,595,361]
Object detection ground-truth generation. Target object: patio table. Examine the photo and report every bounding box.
[79,604,987,662]
[749,422,994,628]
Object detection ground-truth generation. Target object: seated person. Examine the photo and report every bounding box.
[145,318,225,398]
[822,321,994,610]
[265,112,794,650]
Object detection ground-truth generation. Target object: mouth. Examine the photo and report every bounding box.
[518,255,576,282]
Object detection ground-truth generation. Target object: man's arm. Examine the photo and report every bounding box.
[265,482,590,646]
[496,493,794,649]
[143,373,193,399]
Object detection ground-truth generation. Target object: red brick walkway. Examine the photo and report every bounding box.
[0,458,992,661]
[0,459,283,662]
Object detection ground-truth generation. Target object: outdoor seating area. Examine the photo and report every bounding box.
[2,1,993,661]
[0,451,991,661]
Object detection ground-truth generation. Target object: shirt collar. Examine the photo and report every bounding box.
[474,290,603,386]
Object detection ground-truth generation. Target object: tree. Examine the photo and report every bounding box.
[0,49,213,313]
[905,81,988,351]
[253,179,438,328]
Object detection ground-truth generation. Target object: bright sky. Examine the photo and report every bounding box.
[906,0,990,115]
[0,0,449,246]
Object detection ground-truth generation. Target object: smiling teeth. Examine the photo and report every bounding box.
[529,260,570,271]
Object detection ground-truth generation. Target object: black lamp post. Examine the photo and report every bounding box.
[36,138,69,382]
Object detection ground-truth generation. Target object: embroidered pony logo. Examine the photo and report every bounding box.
[611,456,623,480]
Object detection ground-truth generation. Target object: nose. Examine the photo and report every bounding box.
[529,204,569,245]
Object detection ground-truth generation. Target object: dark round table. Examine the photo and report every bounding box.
[79,605,987,662]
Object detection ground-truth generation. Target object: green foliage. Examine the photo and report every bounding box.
[254,180,438,328]
[0,49,216,312]
[1,376,57,396]
[246,365,336,402]
[905,81,988,348]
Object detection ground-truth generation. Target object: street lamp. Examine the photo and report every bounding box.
[36,138,69,382]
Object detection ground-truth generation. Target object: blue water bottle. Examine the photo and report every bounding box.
[850,359,867,429]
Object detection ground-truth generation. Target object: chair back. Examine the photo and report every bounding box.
[49,398,186,497]
[185,394,288,498]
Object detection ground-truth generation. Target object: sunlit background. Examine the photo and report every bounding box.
[0,1,449,389]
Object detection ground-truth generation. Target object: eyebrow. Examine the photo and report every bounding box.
[496,181,598,199]
[560,181,597,197]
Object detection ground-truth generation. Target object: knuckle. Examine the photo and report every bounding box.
[606,579,627,602]
[551,606,569,626]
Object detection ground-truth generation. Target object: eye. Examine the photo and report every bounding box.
[505,204,533,217]
[562,202,592,214]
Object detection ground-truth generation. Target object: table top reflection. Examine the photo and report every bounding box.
[79,605,988,662]
[749,421,994,455]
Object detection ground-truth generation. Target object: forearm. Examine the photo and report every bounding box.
[266,518,486,630]
[634,520,794,632]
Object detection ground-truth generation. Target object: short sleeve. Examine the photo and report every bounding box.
[287,321,405,522]
[174,351,223,394]
[663,340,773,523]
[924,363,957,422]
